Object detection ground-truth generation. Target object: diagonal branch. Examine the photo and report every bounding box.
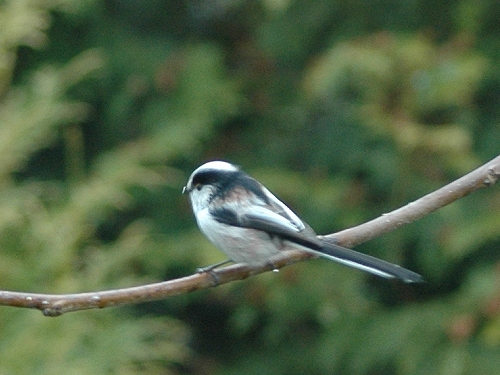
[326,154,500,247]
[1,154,499,317]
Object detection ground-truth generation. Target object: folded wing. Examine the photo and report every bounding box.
[210,205,423,283]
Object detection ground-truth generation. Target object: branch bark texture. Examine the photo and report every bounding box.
[1,154,500,316]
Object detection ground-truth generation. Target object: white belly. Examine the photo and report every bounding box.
[196,209,282,266]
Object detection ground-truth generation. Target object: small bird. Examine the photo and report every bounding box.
[183,161,423,283]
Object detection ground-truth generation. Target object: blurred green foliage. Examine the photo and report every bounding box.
[1,0,500,374]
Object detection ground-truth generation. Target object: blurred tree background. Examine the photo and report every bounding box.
[1,0,500,374]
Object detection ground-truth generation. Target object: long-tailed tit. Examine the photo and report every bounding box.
[183,161,423,283]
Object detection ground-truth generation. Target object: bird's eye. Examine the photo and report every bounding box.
[196,184,202,191]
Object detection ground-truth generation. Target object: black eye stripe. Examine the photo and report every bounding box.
[191,170,225,186]
[192,169,270,204]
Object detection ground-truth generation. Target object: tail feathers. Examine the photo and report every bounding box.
[312,241,424,283]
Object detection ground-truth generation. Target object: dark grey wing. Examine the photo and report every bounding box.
[210,206,323,250]
[211,204,424,283]
[259,186,307,231]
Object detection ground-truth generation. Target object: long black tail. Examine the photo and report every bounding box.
[312,240,424,283]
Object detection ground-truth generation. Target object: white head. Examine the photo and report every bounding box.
[183,161,240,213]
[188,161,239,178]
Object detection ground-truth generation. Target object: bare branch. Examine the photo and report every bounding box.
[1,154,499,316]
[327,154,500,247]
[1,250,311,317]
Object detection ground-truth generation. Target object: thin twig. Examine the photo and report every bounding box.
[1,155,499,316]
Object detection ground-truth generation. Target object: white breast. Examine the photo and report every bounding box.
[195,208,282,265]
